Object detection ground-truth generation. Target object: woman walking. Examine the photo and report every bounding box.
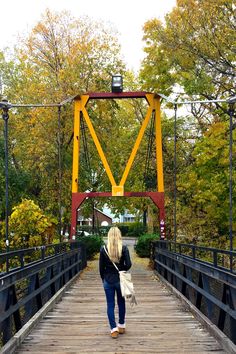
[99,226,132,338]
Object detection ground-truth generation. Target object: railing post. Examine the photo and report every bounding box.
[192,246,196,260]
[174,241,177,253]
[20,253,24,268]
[230,252,233,273]
[179,244,182,255]
[41,246,45,260]
[213,251,217,268]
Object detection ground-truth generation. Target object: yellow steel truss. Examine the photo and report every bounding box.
[72,93,164,196]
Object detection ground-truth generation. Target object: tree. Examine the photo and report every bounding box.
[0,134,32,220]
[5,199,57,249]
[141,0,235,102]
[0,10,126,229]
[139,0,236,246]
[177,120,236,246]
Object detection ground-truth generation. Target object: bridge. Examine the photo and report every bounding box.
[0,90,236,353]
[0,238,235,353]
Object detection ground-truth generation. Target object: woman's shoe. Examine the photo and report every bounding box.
[118,327,125,334]
[111,331,119,339]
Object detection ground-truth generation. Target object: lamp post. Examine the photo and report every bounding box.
[228,96,236,254]
[228,96,236,271]
[1,99,10,262]
[174,104,177,244]
[57,106,62,242]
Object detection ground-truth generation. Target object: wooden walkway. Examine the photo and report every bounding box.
[15,242,227,354]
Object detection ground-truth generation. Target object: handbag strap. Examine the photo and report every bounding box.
[103,245,119,272]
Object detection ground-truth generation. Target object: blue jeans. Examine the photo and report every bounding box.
[103,280,126,330]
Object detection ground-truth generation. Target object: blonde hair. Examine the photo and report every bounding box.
[107,227,122,263]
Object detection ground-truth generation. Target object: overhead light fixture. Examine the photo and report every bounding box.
[111,75,123,93]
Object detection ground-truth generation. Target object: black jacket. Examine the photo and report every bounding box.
[99,245,132,284]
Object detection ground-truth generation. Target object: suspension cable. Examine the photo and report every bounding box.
[143,110,155,190]
[157,93,232,105]
[0,94,233,110]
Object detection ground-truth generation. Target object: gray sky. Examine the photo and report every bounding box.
[0,0,176,72]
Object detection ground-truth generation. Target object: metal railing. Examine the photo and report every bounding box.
[0,242,80,274]
[152,241,236,344]
[157,241,236,273]
[0,241,87,346]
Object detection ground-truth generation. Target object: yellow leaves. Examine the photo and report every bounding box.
[142,0,235,99]
[9,8,125,195]
[192,121,230,167]
[9,199,57,248]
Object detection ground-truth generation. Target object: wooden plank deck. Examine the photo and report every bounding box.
[15,242,227,354]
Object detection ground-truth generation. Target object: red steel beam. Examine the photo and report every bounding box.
[74,92,157,101]
[70,191,165,240]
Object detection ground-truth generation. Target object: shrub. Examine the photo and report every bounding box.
[135,233,159,257]
[115,223,146,237]
[76,234,104,260]
[127,222,146,237]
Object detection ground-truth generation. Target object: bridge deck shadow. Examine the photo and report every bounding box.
[15,240,226,354]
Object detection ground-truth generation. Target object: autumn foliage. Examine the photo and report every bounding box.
[0,2,235,249]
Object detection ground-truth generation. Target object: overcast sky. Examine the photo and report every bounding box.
[0,0,176,72]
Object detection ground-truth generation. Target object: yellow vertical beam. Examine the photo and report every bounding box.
[119,94,154,187]
[81,106,117,187]
[72,99,81,193]
[155,96,164,192]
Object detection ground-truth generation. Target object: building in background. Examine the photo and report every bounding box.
[102,206,141,223]
[77,208,112,228]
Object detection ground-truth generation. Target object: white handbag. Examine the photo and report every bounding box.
[103,246,137,306]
